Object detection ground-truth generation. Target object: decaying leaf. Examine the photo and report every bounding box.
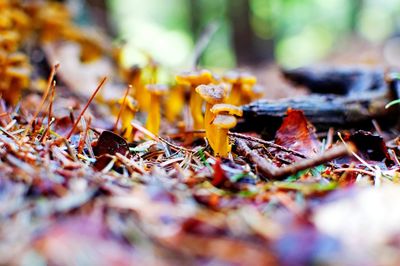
[275,109,321,158]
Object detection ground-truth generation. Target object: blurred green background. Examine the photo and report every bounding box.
[100,0,400,69]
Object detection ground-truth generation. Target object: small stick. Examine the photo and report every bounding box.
[115,152,146,175]
[113,85,132,131]
[66,77,107,139]
[78,117,89,154]
[39,81,57,142]
[230,132,308,159]
[130,120,159,141]
[325,127,334,150]
[24,63,59,137]
[48,80,56,125]
[235,139,279,179]
[37,80,56,129]
[388,149,400,166]
[275,144,352,178]
[372,119,389,141]
[168,129,308,159]
[63,138,78,162]
[158,136,197,153]
[333,168,376,176]
[130,121,197,153]
[189,21,220,69]
[39,117,55,143]
[235,139,352,180]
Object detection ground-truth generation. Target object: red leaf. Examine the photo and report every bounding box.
[212,158,226,187]
[275,109,321,158]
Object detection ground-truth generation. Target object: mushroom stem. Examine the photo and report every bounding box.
[227,84,241,106]
[121,111,135,141]
[146,94,161,135]
[165,85,185,122]
[204,102,217,148]
[214,128,230,157]
[190,88,204,129]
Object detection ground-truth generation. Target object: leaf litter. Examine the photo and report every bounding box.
[1,1,400,266]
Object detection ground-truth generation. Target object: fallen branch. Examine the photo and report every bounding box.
[235,139,351,180]
[229,132,307,159]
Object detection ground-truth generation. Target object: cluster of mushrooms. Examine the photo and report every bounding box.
[0,0,110,104]
[0,0,31,104]
[1,0,263,159]
[116,68,262,158]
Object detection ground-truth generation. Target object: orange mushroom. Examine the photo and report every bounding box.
[195,84,227,149]
[176,69,213,129]
[223,71,258,106]
[118,95,138,142]
[210,104,243,157]
[145,84,168,135]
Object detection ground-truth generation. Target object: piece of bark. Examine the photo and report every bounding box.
[281,67,385,95]
[238,90,396,136]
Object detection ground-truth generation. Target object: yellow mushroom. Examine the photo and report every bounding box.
[195,84,227,149]
[210,104,242,157]
[165,84,185,122]
[210,103,243,117]
[211,115,237,157]
[145,84,168,135]
[242,84,264,104]
[0,51,31,105]
[223,71,257,106]
[176,69,213,129]
[118,95,138,142]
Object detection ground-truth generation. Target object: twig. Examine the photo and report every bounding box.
[24,63,59,137]
[158,136,197,153]
[229,132,308,159]
[235,139,279,179]
[48,80,56,125]
[113,85,132,131]
[325,127,334,150]
[189,21,220,69]
[39,117,55,143]
[168,129,308,158]
[66,77,107,139]
[63,138,78,162]
[115,152,146,175]
[333,168,376,176]
[130,120,159,141]
[235,139,351,180]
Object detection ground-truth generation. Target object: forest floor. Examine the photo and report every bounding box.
[1,2,400,266]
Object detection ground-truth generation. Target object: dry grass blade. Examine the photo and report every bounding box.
[66,77,107,139]
[24,63,59,137]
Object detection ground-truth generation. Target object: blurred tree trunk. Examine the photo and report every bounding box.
[227,0,274,66]
[189,0,202,38]
[87,0,115,36]
[349,0,363,32]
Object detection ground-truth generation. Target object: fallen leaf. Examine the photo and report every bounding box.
[275,109,321,158]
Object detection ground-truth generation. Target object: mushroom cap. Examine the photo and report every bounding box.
[223,71,240,83]
[175,69,213,86]
[212,114,237,129]
[195,84,227,104]
[223,71,257,85]
[118,95,138,111]
[240,73,257,85]
[126,65,142,81]
[7,52,28,65]
[210,103,243,117]
[242,84,264,98]
[145,84,169,95]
